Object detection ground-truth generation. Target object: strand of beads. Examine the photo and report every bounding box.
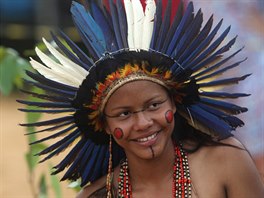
[118,159,132,198]
[118,144,192,198]
[175,145,192,198]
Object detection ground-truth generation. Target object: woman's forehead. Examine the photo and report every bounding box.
[105,80,168,108]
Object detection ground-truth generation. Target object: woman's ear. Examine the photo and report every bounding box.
[169,95,177,114]
[104,122,111,135]
[172,102,176,114]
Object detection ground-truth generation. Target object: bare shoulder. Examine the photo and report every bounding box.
[76,175,106,198]
[187,137,263,198]
[209,137,264,198]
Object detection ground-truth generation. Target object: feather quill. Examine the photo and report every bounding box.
[141,0,156,50]
[132,0,144,49]
[124,0,134,48]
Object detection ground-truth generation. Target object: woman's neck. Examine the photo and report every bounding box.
[126,139,175,187]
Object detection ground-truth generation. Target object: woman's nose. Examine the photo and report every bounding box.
[132,111,153,131]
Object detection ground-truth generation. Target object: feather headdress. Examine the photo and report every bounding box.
[18,0,250,186]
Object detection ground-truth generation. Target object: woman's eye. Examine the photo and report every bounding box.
[119,111,131,117]
[148,102,161,110]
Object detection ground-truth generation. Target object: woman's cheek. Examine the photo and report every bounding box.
[113,127,124,139]
[165,110,174,123]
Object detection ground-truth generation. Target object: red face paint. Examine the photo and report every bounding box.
[165,110,174,123]
[114,128,123,139]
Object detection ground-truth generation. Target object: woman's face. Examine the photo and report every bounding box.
[104,80,176,160]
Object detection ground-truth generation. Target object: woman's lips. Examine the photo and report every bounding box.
[131,130,161,147]
[136,132,158,142]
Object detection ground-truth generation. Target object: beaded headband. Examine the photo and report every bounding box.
[18,0,250,187]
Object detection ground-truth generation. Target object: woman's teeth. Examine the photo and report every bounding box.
[137,133,158,142]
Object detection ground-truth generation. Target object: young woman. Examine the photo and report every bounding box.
[18,0,264,197]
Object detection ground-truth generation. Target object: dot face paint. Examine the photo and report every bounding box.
[165,110,174,123]
[113,128,124,139]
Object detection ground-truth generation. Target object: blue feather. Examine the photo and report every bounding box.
[155,0,172,51]
[172,9,203,59]
[30,124,76,145]
[81,145,100,184]
[57,30,94,67]
[71,1,106,59]
[25,120,73,135]
[61,140,92,181]
[19,116,74,127]
[178,14,213,63]
[90,146,107,181]
[19,89,72,103]
[108,0,124,49]
[51,32,91,70]
[52,138,86,175]
[166,2,194,56]
[18,108,75,114]
[150,0,162,49]
[90,1,118,51]
[17,100,72,109]
[188,105,232,138]
[196,59,247,82]
[197,103,245,128]
[199,91,250,99]
[117,0,128,48]
[193,48,245,79]
[200,97,248,114]
[180,18,223,68]
[161,1,183,53]
[198,74,251,88]
[186,25,231,70]
[38,129,80,161]
[23,80,75,97]
[191,35,237,73]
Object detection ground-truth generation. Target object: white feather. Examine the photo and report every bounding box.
[33,47,83,87]
[29,58,80,87]
[142,0,156,50]
[124,0,134,48]
[42,38,88,79]
[132,0,144,49]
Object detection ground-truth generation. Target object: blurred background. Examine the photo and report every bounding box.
[1,0,263,197]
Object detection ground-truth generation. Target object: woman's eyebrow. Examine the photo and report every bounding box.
[109,94,167,111]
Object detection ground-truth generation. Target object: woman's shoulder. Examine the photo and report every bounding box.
[76,175,107,198]
[199,137,264,197]
[195,136,250,166]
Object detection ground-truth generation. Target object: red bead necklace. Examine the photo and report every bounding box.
[118,144,192,198]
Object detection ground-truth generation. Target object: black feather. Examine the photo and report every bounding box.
[20,116,74,127]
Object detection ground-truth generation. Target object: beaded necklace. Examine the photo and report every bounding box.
[117,144,192,198]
